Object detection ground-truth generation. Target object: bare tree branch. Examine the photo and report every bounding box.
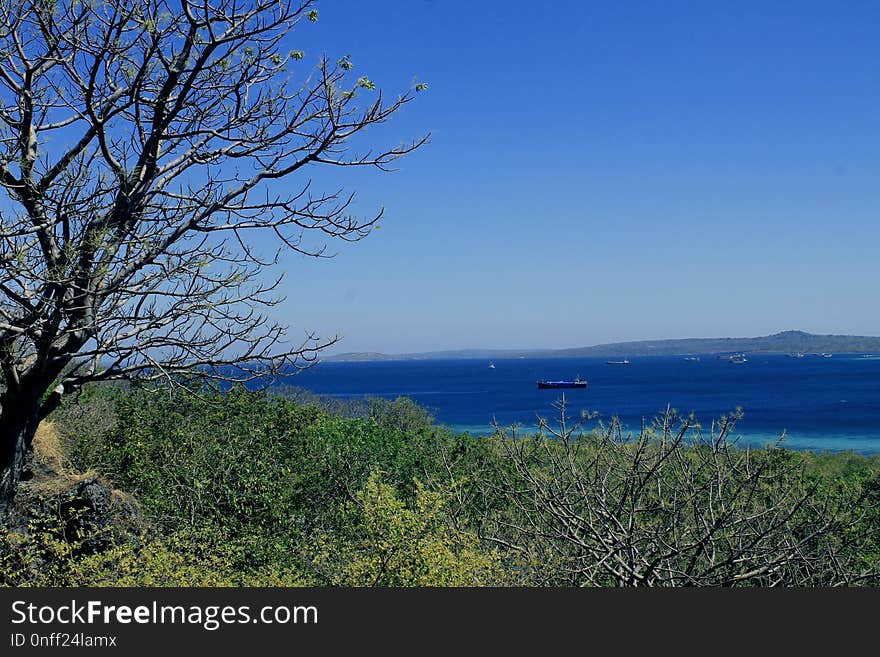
[473,403,878,586]
[0,0,427,507]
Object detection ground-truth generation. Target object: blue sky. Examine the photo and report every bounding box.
[271,0,880,353]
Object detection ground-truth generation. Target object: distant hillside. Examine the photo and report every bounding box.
[325,331,880,361]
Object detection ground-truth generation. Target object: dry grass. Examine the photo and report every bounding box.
[33,422,66,473]
[27,421,102,494]
[20,421,143,533]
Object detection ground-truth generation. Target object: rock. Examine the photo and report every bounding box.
[12,476,144,556]
[58,478,117,553]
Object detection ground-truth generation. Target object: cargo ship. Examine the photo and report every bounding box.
[536,377,587,389]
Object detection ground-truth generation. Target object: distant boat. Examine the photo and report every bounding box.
[488,362,496,369]
[821,353,833,358]
[536,377,587,389]
[606,359,630,365]
[788,352,806,358]
[730,356,748,364]
[717,353,746,361]
[684,356,700,362]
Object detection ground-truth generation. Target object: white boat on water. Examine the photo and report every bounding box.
[488,362,496,369]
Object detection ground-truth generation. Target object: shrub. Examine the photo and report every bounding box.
[309,472,502,586]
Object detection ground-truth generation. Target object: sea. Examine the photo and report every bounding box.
[286,354,880,454]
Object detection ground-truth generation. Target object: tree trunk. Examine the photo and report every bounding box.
[0,393,42,515]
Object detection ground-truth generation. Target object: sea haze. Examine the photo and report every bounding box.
[288,355,880,454]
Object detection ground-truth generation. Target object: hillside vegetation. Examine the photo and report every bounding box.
[2,384,878,586]
[328,330,880,360]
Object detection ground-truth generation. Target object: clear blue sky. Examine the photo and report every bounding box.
[272,0,880,354]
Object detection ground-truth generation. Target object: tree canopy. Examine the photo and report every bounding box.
[0,0,426,507]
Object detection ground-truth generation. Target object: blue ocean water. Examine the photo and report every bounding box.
[288,355,880,453]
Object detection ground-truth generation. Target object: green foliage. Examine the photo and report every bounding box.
[310,472,501,586]
[72,529,307,587]
[51,383,126,476]
[0,491,135,587]
[475,415,880,586]
[45,383,494,583]
[16,384,876,587]
[0,510,91,586]
[1,518,304,587]
[356,76,376,90]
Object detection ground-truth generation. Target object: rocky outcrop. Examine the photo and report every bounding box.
[2,422,144,557]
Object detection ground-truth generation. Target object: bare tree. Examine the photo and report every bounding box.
[472,400,878,586]
[0,0,426,509]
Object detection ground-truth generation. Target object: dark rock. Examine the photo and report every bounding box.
[10,476,144,557]
[58,478,116,553]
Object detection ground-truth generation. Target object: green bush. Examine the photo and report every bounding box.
[309,471,502,586]
[29,383,879,587]
[49,383,492,579]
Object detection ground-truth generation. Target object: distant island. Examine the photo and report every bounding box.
[325,330,880,362]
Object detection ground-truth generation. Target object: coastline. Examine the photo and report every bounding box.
[444,422,880,455]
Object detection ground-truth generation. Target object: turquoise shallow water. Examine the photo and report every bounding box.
[289,354,880,454]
